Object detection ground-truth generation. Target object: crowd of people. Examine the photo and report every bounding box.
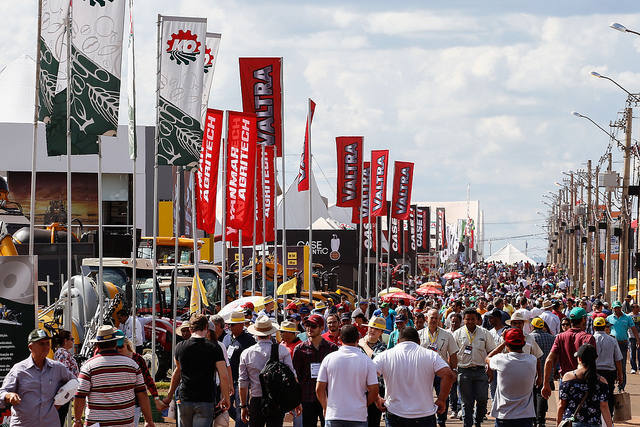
[1,260,639,427]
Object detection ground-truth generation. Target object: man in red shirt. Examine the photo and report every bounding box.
[322,314,342,346]
[541,307,596,399]
[552,301,565,321]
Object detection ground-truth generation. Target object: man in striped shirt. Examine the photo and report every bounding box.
[74,325,155,427]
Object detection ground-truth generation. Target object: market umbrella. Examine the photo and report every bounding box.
[381,291,416,304]
[416,286,443,296]
[442,272,463,280]
[377,287,403,297]
[217,296,266,321]
[420,281,442,288]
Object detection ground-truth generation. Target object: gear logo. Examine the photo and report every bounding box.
[166,30,201,65]
[203,46,214,73]
[85,0,114,6]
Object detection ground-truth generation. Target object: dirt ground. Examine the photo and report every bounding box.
[156,364,640,426]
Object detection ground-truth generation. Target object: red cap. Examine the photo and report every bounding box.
[286,302,298,310]
[504,328,525,347]
[303,314,325,328]
[241,302,254,310]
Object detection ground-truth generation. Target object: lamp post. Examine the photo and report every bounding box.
[610,22,640,37]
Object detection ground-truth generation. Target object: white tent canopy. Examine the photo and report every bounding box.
[485,243,535,265]
[276,172,329,229]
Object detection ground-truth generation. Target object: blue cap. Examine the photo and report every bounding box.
[359,300,369,305]
[287,313,301,321]
[115,329,125,348]
[299,306,311,315]
[395,314,407,323]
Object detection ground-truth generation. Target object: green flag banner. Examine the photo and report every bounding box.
[70,0,126,137]
[157,15,207,167]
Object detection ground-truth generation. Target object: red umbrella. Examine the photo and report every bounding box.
[442,272,463,280]
[380,291,416,304]
[416,287,443,296]
[420,281,442,288]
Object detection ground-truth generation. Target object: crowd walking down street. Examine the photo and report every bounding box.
[2,261,640,427]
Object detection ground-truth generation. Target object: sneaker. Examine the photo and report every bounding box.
[631,369,636,374]
[457,410,463,420]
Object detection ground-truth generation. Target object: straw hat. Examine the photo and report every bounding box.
[226,310,247,324]
[263,296,275,305]
[506,309,529,325]
[367,316,387,331]
[314,301,327,310]
[247,316,279,337]
[92,325,120,342]
[279,320,298,333]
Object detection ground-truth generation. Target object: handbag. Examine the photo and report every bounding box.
[613,390,631,422]
[558,391,588,427]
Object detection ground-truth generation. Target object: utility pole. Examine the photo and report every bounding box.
[570,172,576,294]
[578,179,585,296]
[618,107,632,302]
[605,153,612,303]
[594,164,600,296]
[585,160,592,297]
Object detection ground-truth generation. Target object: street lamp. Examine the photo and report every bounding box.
[571,111,623,144]
[610,22,640,37]
[590,71,640,103]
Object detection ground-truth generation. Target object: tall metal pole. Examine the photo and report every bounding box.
[618,107,632,302]
[98,139,104,325]
[191,172,199,307]
[238,230,243,299]
[29,0,43,259]
[171,168,180,371]
[280,63,287,287]
[307,99,313,304]
[570,173,576,294]
[594,165,600,296]
[65,5,73,331]
[128,0,138,345]
[357,161,365,299]
[578,183,584,295]
[273,150,279,302]
[605,153,612,303]
[221,135,228,305]
[585,160,592,297]
[261,145,267,297]
[251,162,257,295]
[150,14,162,377]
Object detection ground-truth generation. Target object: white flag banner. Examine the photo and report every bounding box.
[71,0,126,137]
[200,32,221,124]
[38,0,69,123]
[157,15,207,166]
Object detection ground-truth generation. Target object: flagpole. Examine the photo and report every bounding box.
[30,0,42,260]
[375,217,380,302]
[65,4,73,331]
[273,149,279,302]
[307,99,313,304]
[98,138,104,325]
[128,0,138,347]
[386,216,391,294]
[171,167,180,370]
[366,216,371,316]
[280,61,287,289]
[261,145,267,297]
[238,230,243,299]
[402,220,406,292]
[150,14,161,377]
[191,172,199,311]
[357,171,365,300]
[251,160,257,295]
[220,114,228,307]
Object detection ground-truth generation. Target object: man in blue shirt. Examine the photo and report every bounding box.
[0,329,75,426]
[607,301,640,389]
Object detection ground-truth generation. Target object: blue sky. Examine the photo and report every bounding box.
[2,1,640,261]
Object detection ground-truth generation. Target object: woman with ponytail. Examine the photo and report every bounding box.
[557,344,612,427]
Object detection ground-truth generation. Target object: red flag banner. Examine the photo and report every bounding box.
[370,150,389,217]
[336,136,363,208]
[263,146,276,241]
[408,205,417,254]
[226,111,257,232]
[254,148,264,245]
[297,99,316,191]
[391,161,414,220]
[196,109,224,233]
[239,58,284,156]
[352,162,370,224]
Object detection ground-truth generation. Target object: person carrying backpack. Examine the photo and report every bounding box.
[238,316,301,427]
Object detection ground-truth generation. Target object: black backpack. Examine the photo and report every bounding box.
[259,343,302,416]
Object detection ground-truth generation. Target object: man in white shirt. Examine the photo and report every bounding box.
[117,309,144,353]
[316,325,378,427]
[538,301,560,335]
[486,328,537,427]
[373,327,456,426]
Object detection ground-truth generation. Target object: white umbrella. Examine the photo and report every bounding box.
[217,296,266,321]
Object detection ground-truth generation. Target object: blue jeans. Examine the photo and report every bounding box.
[494,418,533,427]
[630,337,639,371]
[618,340,629,389]
[433,375,449,425]
[177,401,215,427]
[458,367,488,427]
[230,386,248,427]
[385,412,436,427]
[325,421,368,427]
[572,422,600,427]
